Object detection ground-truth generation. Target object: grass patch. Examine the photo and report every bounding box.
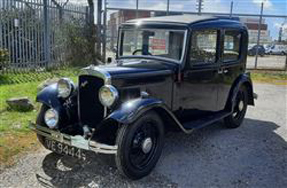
[250,70,287,85]
[0,67,78,167]
[0,66,80,85]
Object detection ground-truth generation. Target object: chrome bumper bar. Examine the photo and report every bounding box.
[30,123,117,154]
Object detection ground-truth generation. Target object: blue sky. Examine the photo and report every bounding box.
[103,0,286,40]
[105,0,286,15]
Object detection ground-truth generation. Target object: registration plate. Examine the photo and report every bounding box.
[45,139,86,160]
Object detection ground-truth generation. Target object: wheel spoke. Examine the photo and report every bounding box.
[129,122,158,170]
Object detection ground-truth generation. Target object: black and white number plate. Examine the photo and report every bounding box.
[45,139,86,160]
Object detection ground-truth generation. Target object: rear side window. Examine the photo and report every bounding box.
[223,30,241,62]
[190,30,218,65]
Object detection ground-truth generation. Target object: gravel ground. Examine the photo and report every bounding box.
[1,83,287,188]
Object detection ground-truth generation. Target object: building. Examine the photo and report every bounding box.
[107,10,182,49]
[107,10,151,49]
[240,18,272,45]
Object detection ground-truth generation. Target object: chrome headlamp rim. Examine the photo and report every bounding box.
[99,85,119,107]
[44,108,59,129]
[57,78,75,98]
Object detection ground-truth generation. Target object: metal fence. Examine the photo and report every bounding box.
[0,0,90,73]
[102,0,287,71]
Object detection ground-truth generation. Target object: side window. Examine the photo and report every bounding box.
[223,30,241,62]
[190,30,218,65]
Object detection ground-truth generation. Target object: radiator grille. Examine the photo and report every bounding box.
[78,75,104,128]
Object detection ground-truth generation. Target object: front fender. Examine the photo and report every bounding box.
[107,98,166,124]
[36,84,61,109]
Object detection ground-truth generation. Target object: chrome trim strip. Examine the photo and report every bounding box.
[80,65,112,85]
[30,123,117,154]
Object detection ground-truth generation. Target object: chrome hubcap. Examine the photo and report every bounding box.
[142,137,153,154]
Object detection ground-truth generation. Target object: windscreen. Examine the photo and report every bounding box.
[119,29,185,62]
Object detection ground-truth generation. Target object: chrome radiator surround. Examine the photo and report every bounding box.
[80,65,112,117]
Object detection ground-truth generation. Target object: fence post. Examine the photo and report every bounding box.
[43,0,50,67]
[97,0,102,60]
[254,2,263,69]
[230,1,233,18]
[136,0,139,18]
[167,0,170,15]
[103,0,107,62]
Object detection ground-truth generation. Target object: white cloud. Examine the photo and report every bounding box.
[252,0,273,9]
[274,23,287,30]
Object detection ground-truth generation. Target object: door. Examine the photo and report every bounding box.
[174,29,220,121]
[217,29,245,111]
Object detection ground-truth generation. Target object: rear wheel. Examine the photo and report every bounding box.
[115,111,164,180]
[224,85,248,128]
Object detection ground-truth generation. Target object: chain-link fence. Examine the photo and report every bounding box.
[102,0,287,71]
[0,0,91,73]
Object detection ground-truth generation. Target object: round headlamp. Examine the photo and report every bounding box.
[99,85,119,107]
[57,78,75,98]
[44,108,59,129]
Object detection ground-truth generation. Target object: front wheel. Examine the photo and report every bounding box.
[224,85,248,128]
[115,111,164,180]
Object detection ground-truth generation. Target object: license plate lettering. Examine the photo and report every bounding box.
[69,147,75,157]
[45,139,84,160]
[75,148,81,159]
[63,145,69,155]
[58,143,63,153]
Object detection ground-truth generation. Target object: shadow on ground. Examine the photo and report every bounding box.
[36,118,287,187]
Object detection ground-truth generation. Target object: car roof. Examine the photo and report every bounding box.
[125,15,242,27]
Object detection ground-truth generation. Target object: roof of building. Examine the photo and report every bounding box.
[125,15,232,25]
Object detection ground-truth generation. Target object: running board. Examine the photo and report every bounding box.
[182,111,232,130]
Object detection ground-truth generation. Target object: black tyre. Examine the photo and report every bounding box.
[115,111,165,180]
[224,85,248,128]
[36,104,50,149]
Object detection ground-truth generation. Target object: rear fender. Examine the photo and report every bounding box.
[226,72,255,111]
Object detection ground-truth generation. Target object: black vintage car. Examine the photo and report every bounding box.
[31,15,255,179]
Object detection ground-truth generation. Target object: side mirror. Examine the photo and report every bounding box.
[107,57,113,64]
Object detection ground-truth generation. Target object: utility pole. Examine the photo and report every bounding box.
[196,0,204,15]
[230,1,233,18]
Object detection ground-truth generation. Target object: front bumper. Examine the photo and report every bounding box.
[30,123,117,154]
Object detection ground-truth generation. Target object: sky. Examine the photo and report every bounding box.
[70,0,287,40]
